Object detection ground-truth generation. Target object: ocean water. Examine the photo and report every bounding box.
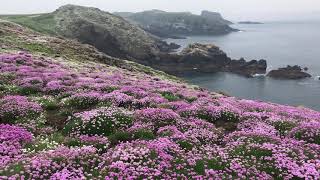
[166,21,320,111]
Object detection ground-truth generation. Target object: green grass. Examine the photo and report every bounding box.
[0,13,57,35]
[160,92,180,101]
[21,43,55,54]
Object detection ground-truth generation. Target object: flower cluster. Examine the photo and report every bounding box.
[0,95,42,123]
[0,124,33,169]
[102,138,182,179]
[289,121,320,144]
[2,146,105,179]
[134,108,180,129]
[65,107,133,136]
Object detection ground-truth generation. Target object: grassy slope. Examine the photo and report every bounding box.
[0,14,57,35]
[0,20,183,83]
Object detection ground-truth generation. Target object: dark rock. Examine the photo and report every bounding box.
[227,59,267,77]
[267,65,312,79]
[148,43,267,77]
[156,41,181,52]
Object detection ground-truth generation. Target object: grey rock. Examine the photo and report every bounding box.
[148,43,267,77]
[267,65,312,79]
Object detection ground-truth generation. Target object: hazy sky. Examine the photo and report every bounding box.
[1,0,320,21]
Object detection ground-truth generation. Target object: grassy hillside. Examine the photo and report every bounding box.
[0,20,319,179]
[0,14,57,34]
[1,5,174,61]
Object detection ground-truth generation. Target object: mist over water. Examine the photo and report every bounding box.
[167,21,320,110]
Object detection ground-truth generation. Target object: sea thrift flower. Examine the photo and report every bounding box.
[0,52,320,179]
[0,124,33,168]
[65,107,133,136]
[289,121,320,144]
[103,138,182,178]
[4,146,104,179]
[50,167,86,180]
[134,94,168,108]
[0,95,42,123]
[134,108,180,129]
[102,91,134,107]
[67,91,102,109]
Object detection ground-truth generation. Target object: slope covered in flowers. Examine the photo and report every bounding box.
[1,52,320,179]
[0,21,320,179]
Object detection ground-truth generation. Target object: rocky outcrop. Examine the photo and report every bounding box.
[201,11,233,25]
[267,65,311,79]
[114,10,237,38]
[53,5,180,60]
[142,43,267,77]
[227,58,267,77]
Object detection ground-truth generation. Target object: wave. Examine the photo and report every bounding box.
[253,73,266,77]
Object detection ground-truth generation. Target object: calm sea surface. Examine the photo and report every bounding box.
[166,21,320,111]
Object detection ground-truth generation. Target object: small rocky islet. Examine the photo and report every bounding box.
[267,65,312,79]
[0,5,319,179]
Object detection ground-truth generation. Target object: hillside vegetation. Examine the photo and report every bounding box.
[1,5,176,60]
[0,18,320,179]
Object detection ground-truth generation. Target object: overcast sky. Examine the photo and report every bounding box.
[1,0,320,21]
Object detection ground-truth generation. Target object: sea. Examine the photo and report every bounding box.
[166,21,320,111]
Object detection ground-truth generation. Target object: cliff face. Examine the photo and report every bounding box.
[54,5,179,60]
[114,10,237,38]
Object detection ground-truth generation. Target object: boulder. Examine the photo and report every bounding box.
[267,65,312,79]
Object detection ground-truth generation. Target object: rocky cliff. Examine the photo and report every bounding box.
[114,10,237,38]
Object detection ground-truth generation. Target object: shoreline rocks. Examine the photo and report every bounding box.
[145,43,267,77]
[267,65,312,79]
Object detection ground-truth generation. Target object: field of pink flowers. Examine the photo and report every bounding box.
[0,52,319,179]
